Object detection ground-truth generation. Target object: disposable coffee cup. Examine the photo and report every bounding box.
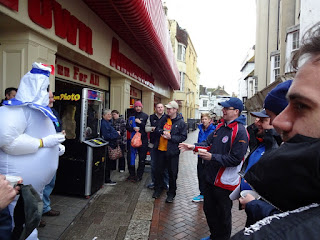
[240,190,260,200]
[5,175,22,187]
[198,149,208,153]
[145,126,153,132]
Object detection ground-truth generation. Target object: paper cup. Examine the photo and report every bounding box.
[198,149,208,153]
[145,126,153,132]
[240,190,260,200]
[5,175,22,187]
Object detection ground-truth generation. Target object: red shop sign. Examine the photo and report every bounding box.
[110,38,155,89]
[0,0,93,55]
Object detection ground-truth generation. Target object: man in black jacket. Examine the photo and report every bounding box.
[126,101,149,182]
[147,103,168,189]
[152,101,187,203]
[179,97,249,240]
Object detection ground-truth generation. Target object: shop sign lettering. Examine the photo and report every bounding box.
[0,0,93,54]
[0,0,18,11]
[57,63,100,87]
[110,38,155,89]
[54,93,81,101]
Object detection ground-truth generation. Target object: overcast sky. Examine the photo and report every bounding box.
[164,0,256,95]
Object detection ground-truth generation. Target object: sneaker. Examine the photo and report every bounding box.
[165,195,175,203]
[147,183,154,189]
[119,170,125,173]
[192,195,204,202]
[201,237,211,240]
[152,190,162,199]
[105,180,117,186]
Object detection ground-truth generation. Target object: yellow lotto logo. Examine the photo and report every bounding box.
[54,93,81,101]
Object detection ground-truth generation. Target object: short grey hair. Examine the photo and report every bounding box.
[103,109,112,115]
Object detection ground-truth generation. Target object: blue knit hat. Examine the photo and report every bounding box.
[264,80,293,115]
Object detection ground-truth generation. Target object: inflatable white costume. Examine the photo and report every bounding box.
[0,63,65,240]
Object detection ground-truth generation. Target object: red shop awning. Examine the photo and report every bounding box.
[83,0,180,90]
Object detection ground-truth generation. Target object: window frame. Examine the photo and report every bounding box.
[292,31,300,50]
[179,72,185,91]
[203,99,208,107]
[274,54,280,79]
[177,43,186,62]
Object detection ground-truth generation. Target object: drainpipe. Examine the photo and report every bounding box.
[265,0,270,87]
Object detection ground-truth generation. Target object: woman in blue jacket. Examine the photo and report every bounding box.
[192,113,216,202]
[101,109,120,185]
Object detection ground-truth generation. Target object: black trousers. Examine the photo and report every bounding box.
[197,157,206,195]
[127,140,148,178]
[154,149,179,197]
[203,183,233,240]
[105,150,112,182]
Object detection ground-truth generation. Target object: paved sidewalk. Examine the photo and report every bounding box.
[38,129,246,240]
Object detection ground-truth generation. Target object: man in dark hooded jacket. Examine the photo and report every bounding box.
[152,101,187,203]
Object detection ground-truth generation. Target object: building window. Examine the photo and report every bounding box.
[203,100,208,107]
[254,78,258,93]
[242,97,247,110]
[274,55,280,80]
[292,31,299,50]
[179,72,185,91]
[178,43,186,62]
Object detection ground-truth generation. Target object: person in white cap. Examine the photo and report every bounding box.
[152,100,187,203]
[0,62,65,240]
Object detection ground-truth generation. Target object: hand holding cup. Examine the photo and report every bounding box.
[198,150,212,160]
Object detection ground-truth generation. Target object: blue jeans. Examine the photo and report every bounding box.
[0,207,12,240]
[150,147,169,186]
[43,174,56,214]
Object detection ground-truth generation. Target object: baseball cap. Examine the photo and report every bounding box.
[219,97,244,112]
[165,101,179,109]
[250,109,270,118]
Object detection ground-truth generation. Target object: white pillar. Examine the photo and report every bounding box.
[142,90,154,115]
[0,30,57,98]
[110,78,131,116]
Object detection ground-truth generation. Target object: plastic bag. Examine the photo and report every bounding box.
[131,132,142,148]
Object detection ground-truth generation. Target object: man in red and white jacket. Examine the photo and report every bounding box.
[179,97,248,240]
